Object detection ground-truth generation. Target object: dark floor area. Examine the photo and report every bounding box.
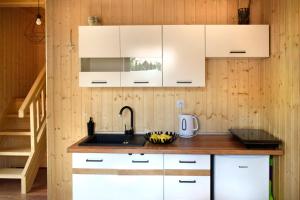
[0,168,47,200]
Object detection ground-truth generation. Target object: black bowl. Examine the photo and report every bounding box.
[144,131,178,144]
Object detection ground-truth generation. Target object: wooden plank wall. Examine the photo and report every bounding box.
[46,0,269,199]
[261,0,300,199]
[0,8,45,119]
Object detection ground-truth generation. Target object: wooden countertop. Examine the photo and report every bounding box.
[67,134,283,155]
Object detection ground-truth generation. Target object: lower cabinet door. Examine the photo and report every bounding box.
[73,174,163,200]
[164,176,210,200]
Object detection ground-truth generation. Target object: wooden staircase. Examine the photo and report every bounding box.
[0,67,46,193]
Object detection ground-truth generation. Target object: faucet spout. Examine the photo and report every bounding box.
[119,106,134,135]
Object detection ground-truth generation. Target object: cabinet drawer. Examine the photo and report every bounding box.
[126,154,163,169]
[164,176,210,200]
[164,154,210,169]
[79,72,120,87]
[73,153,163,169]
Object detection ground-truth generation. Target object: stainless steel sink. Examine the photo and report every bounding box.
[78,134,146,147]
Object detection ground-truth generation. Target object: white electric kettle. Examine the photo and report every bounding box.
[178,114,199,138]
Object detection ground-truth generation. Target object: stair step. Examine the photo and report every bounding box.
[5,113,30,118]
[0,147,31,156]
[0,168,23,179]
[0,129,31,136]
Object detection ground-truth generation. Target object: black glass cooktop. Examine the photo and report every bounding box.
[229,129,282,149]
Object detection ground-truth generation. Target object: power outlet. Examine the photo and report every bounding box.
[176,100,185,110]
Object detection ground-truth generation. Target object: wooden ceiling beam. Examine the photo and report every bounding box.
[0,0,45,8]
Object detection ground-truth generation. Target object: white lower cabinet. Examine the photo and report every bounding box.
[164,176,210,200]
[73,174,163,200]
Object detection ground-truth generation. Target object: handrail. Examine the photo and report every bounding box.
[18,66,46,118]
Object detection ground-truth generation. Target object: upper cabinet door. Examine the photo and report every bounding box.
[120,26,163,87]
[120,25,162,58]
[79,26,120,58]
[163,25,205,87]
[206,25,269,58]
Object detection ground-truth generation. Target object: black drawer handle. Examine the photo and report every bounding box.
[132,160,149,163]
[134,81,149,84]
[91,81,108,84]
[238,165,249,169]
[179,160,197,164]
[86,159,103,162]
[176,81,192,84]
[179,180,197,184]
[230,50,246,54]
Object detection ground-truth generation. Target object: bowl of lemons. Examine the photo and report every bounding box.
[145,131,178,144]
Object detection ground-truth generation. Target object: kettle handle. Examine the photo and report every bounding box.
[192,115,199,132]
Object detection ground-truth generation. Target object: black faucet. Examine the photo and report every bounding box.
[119,106,134,135]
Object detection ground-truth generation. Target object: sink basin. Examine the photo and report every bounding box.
[79,134,146,147]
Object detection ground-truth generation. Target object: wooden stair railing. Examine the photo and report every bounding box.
[18,66,46,193]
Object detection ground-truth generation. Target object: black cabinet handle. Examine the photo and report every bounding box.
[176,81,192,84]
[230,50,246,54]
[132,160,149,163]
[91,81,107,84]
[238,165,249,169]
[86,159,103,162]
[179,160,197,164]
[134,81,149,84]
[179,180,197,184]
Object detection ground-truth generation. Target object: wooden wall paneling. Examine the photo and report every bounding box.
[153,88,165,131]
[268,0,281,196]
[248,60,261,128]
[184,0,196,24]
[69,0,82,180]
[164,88,175,132]
[112,88,123,132]
[227,0,238,24]
[283,1,293,198]
[261,0,300,199]
[175,0,185,24]
[143,88,154,131]
[217,0,227,24]
[91,89,102,131]
[289,0,299,198]
[153,0,163,24]
[101,89,114,131]
[46,0,55,199]
[217,60,229,131]
[206,60,217,131]
[195,0,206,24]
[277,1,287,199]
[121,0,133,25]
[250,0,263,24]
[133,88,144,132]
[206,0,217,24]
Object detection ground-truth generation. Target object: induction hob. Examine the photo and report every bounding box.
[229,129,282,149]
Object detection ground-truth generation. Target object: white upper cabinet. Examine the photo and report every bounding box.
[120,25,163,87]
[206,25,269,58]
[79,26,120,58]
[163,25,205,87]
[120,25,162,58]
